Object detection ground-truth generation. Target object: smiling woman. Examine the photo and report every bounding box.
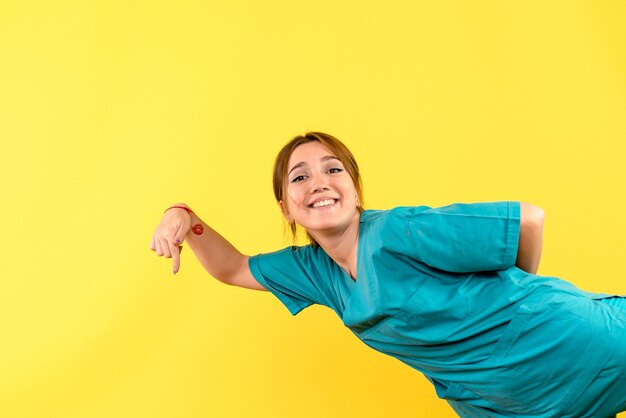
[272,132,365,248]
[150,132,626,418]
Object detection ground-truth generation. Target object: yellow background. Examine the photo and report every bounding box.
[1,1,625,417]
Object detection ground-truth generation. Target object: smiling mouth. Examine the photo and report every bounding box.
[309,199,337,208]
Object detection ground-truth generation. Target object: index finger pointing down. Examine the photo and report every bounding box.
[170,242,182,274]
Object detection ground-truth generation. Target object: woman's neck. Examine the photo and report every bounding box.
[309,214,360,279]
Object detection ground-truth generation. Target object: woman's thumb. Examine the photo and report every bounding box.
[173,224,187,246]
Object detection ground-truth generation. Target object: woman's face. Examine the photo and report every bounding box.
[281,141,360,235]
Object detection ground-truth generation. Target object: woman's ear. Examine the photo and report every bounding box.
[279,200,293,223]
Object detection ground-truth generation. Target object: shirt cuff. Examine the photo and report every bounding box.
[502,201,521,269]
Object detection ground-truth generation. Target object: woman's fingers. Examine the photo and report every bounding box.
[159,237,172,258]
[150,208,193,275]
[172,222,187,246]
[170,242,181,274]
[170,222,187,274]
[151,231,182,274]
[154,237,164,256]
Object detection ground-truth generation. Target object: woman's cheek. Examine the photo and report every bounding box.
[287,188,303,207]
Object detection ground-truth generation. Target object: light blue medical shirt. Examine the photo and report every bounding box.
[248,201,625,417]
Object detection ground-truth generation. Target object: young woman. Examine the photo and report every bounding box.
[150,132,626,418]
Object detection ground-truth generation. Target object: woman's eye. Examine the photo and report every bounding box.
[328,168,343,174]
[291,175,306,183]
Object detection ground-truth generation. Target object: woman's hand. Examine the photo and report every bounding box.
[149,204,264,290]
[150,204,192,274]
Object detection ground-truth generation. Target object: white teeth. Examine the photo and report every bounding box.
[312,199,336,208]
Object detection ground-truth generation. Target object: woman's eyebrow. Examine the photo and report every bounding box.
[288,155,340,176]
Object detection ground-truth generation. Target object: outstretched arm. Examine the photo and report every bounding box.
[515,202,545,274]
[150,203,267,291]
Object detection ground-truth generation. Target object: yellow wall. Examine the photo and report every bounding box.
[1,1,625,417]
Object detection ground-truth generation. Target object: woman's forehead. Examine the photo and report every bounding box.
[288,142,337,168]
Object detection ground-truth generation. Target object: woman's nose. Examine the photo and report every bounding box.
[309,172,330,193]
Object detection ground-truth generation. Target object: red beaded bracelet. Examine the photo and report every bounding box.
[164,205,195,215]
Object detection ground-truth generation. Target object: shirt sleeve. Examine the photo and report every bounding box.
[248,246,327,316]
[402,201,521,273]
